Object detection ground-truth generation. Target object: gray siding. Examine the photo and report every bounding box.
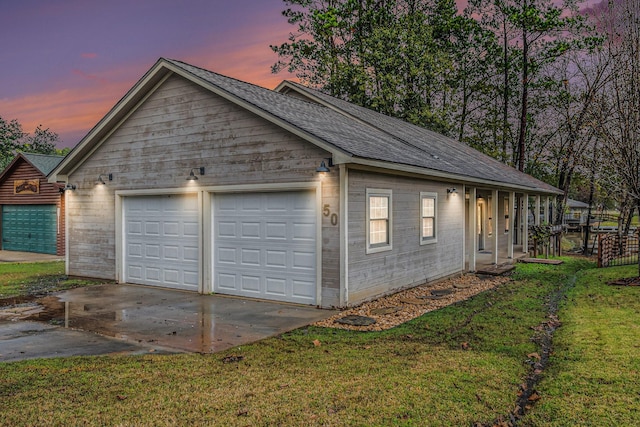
[347,169,464,304]
[66,74,340,307]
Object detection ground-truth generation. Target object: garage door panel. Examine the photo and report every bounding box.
[292,222,315,241]
[213,191,317,304]
[266,250,286,267]
[124,195,199,291]
[145,245,160,258]
[265,278,286,296]
[265,222,287,239]
[293,251,315,270]
[184,222,199,237]
[293,280,315,299]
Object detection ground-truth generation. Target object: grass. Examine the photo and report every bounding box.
[0,257,637,426]
[0,261,101,299]
[520,263,640,426]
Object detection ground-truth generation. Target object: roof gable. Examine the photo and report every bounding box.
[0,152,63,184]
[22,153,64,176]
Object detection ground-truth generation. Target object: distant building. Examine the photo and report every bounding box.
[565,199,590,230]
[0,152,65,255]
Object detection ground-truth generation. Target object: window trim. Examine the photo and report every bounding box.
[420,191,437,245]
[366,188,392,254]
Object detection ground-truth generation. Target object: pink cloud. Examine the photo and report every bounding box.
[81,52,98,59]
[72,68,109,84]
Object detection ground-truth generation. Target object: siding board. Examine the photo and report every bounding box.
[347,169,464,304]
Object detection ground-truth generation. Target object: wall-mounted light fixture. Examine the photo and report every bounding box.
[64,183,76,191]
[447,187,458,195]
[97,173,113,185]
[186,167,205,181]
[316,158,334,173]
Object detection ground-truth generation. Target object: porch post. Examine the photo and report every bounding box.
[535,195,541,225]
[468,187,477,272]
[461,185,466,272]
[523,193,529,253]
[508,191,515,259]
[492,189,499,265]
[545,196,550,223]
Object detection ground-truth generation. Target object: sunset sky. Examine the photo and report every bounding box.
[1,0,599,149]
[0,0,298,148]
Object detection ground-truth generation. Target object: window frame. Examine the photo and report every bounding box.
[366,188,392,254]
[420,191,437,245]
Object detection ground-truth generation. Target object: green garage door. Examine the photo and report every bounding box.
[2,205,57,254]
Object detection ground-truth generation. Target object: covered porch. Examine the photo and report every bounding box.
[464,187,557,273]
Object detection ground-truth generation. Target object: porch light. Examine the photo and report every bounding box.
[447,188,458,195]
[316,158,334,173]
[97,173,113,185]
[64,183,76,191]
[186,167,205,181]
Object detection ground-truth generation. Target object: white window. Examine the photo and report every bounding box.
[366,189,392,253]
[420,192,437,244]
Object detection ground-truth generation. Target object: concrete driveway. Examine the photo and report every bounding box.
[0,284,335,362]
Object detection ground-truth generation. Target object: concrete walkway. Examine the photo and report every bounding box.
[0,284,335,362]
[0,250,64,263]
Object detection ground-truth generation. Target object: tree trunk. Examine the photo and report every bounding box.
[517,27,529,172]
[501,16,509,164]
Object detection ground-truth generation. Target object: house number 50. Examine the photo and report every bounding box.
[323,204,338,226]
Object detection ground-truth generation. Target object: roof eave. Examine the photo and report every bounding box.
[345,158,562,195]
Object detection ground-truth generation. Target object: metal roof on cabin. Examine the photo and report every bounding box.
[567,199,589,208]
[22,153,64,176]
[166,59,559,193]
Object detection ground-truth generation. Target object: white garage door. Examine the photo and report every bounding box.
[124,194,199,291]
[213,191,317,304]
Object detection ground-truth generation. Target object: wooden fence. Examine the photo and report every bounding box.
[598,231,640,267]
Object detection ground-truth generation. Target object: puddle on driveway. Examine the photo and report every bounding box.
[8,284,333,354]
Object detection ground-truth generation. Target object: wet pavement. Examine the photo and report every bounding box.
[0,284,335,362]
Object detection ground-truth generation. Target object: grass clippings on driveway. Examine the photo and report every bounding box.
[0,257,601,426]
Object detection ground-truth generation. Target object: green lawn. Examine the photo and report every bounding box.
[1,258,638,426]
[0,261,100,299]
[521,264,640,426]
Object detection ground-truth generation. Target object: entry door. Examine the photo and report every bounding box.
[1,205,57,254]
[213,191,317,304]
[477,200,485,250]
[123,194,199,291]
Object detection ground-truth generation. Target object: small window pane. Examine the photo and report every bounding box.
[370,219,388,244]
[422,198,434,217]
[422,217,434,238]
[370,197,388,219]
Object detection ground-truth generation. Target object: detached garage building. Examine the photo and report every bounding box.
[49,58,560,308]
[0,153,65,255]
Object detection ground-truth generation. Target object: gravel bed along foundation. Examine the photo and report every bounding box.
[314,273,512,331]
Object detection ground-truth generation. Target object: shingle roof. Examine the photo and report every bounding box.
[165,59,560,194]
[280,81,562,194]
[22,153,64,176]
[567,198,589,209]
